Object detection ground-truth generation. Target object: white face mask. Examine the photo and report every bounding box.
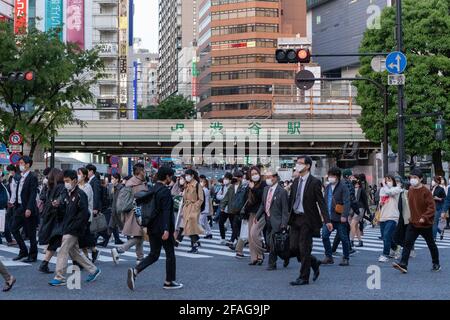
[19,165,26,172]
[223,179,230,185]
[387,181,394,188]
[77,175,83,182]
[179,179,185,186]
[200,181,206,187]
[296,164,306,173]
[410,178,420,187]
[43,178,48,185]
[432,181,437,187]
[251,175,260,182]
[265,179,273,186]
[65,182,75,191]
[185,175,193,183]
[328,177,337,184]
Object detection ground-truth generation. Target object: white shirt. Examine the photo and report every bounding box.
[17,170,30,204]
[8,178,17,205]
[79,183,94,222]
[296,172,310,213]
[88,175,95,183]
[269,183,278,195]
[234,184,239,194]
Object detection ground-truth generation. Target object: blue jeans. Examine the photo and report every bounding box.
[322,221,350,259]
[432,210,442,239]
[380,220,397,256]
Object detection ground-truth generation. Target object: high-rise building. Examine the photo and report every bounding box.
[5,0,133,120]
[128,49,158,109]
[196,0,307,119]
[158,0,198,101]
[0,0,13,21]
[307,0,390,77]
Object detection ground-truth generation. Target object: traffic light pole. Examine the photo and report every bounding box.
[295,76,390,176]
[396,0,406,178]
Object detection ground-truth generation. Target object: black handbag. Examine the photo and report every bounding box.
[273,229,290,260]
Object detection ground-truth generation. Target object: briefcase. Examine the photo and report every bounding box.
[273,230,290,260]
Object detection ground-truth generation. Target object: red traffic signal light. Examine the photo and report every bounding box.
[6,71,34,82]
[275,48,311,64]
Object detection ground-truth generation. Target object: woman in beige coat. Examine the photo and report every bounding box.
[111,164,148,264]
[181,169,204,254]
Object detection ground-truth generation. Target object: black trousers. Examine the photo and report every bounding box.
[289,215,320,281]
[401,225,439,266]
[96,209,121,243]
[219,212,236,241]
[136,233,176,282]
[11,211,38,258]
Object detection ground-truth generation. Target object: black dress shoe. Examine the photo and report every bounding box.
[312,262,321,282]
[114,240,124,245]
[290,279,309,286]
[23,256,37,263]
[266,265,277,271]
[283,259,290,268]
[97,241,108,248]
[12,253,28,261]
[39,261,53,274]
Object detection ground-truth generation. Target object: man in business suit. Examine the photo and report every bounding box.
[256,170,290,270]
[86,164,107,246]
[10,156,39,262]
[321,167,351,266]
[288,155,333,286]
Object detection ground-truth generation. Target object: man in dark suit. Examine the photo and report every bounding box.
[256,170,290,270]
[288,155,333,286]
[86,164,107,246]
[11,156,39,262]
[321,167,351,266]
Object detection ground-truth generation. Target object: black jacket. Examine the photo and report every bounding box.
[288,174,329,233]
[245,181,266,216]
[62,186,90,237]
[89,176,102,212]
[15,171,39,217]
[149,182,174,236]
[38,183,67,245]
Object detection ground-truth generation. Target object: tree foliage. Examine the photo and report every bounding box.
[0,22,104,158]
[355,0,450,173]
[139,95,196,119]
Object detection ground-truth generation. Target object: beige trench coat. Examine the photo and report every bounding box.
[121,176,147,237]
[182,180,204,236]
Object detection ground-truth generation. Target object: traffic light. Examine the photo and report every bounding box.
[275,48,311,64]
[435,118,446,141]
[6,71,34,82]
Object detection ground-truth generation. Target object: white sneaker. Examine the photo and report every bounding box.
[378,255,390,263]
[389,249,396,257]
[111,248,120,265]
[394,248,402,259]
[410,250,416,258]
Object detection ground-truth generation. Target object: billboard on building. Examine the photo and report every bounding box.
[14,0,27,34]
[66,0,84,49]
[45,0,63,40]
[119,0,128,118]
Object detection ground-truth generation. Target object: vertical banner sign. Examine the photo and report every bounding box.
[119,0,128,118]
[46,0,63,41]
[14,0,28,34]
[192,57,199,97]
[128,0,134,47]
[66,0,84,49]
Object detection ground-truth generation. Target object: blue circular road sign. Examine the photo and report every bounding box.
[385,51,407,74]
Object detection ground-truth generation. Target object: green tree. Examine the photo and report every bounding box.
[0,22,103,159]
[137,105,158,119]
[355,0,450,175]
[147,95,196,119]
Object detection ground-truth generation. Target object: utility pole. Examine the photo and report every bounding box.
[396,0,406,178]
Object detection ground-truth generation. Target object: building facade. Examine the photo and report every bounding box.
[0,0,13,21]
[196,0,307,119]
[128,49,158,110]
[308,0,391,76]
[158,0,198,101]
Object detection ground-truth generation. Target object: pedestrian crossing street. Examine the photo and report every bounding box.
[2,226,450,267]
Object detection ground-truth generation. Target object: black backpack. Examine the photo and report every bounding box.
[134,185,165,227]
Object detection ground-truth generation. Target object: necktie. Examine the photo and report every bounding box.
[266,188,274,217]
[294,178,304,214]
